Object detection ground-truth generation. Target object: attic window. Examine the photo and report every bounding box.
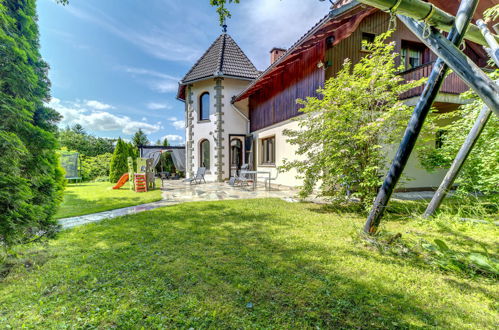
[361,33,376,51]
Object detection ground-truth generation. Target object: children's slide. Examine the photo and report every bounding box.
[113,173,129,190]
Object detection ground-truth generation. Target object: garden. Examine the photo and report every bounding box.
[0,0,497,328]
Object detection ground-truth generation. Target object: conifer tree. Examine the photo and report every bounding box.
[109,138,129,183]
[0,0,65,245]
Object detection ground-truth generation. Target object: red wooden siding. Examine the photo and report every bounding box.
[249,67,324,132]
[399,62,469,99]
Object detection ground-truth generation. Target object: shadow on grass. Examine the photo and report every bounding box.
[4,200,494,328]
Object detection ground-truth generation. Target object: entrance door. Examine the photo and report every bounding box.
[229,137,244,178]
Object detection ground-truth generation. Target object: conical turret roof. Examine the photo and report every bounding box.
[180,33,259,85]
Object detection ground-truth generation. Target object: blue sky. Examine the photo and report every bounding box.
[39,0,331,145]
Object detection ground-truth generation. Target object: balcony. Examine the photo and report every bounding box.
[399,61,469,100]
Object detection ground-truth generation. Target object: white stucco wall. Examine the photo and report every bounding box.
[252,114,449,190]
[252,118,305,187]
[187,78,251,181]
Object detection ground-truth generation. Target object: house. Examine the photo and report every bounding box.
[178,0,491,189]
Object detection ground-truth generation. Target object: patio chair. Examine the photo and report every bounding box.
[237,170,253,187]
[185,167,206,185]
[264,170,279,190]
[228,164,249,186]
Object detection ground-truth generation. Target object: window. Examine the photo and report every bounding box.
[361,33,375,51]
[200,139,210,169]
[260,136,275,165]
[435,129,447,149]
[199,92,210,121]
[401,41,425,70]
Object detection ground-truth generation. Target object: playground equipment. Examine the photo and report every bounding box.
[60,152,82,183]
[358,0,499,234]
[112,173,129,190]
[113,156,156,193]
[134,174,148,192]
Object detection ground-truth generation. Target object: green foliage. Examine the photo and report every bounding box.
[109,138,131,183]
[58,125,115,157]
[0,0,65,246]
[422,239,498,277]
[162,138,169,146]
[132,128,149,147]
[81,153,113,182]
[483,4,499,22]
[1,199,497,328]
[282,31,425,206]
[209,0,240,26]
[418,71,498,195]
[156,152,175,173]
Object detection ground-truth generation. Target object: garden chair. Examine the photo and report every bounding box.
[263,170,279,191]
[185,167,206,185]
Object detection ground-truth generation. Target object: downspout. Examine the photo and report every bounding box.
[231,102,250,133]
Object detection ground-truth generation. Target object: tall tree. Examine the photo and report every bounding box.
[132,129,149,147]
[162,138,169,147]
[58,125,115,157]
[0,0,65,245]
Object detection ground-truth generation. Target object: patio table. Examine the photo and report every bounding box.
[240,170,271,190]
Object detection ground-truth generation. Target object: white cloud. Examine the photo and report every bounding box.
[120,66,180,94]
[64,3,203,63]
[172,120,185,130]
[167,117,185,130]
[85,100,114,110]
[48,99,161,135]
[147,102,172,110]
[162,134,184,143]
[232,0,331,70]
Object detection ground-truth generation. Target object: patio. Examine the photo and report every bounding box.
[161,180,297,203]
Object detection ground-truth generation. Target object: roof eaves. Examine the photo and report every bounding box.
[233,1,362,103]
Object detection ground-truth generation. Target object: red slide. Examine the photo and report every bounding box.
[112,173,129,190]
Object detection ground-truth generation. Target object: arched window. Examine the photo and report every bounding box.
[199,92,210,121]
[199,139,210,169]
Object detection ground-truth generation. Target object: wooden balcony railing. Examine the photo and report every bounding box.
[399,61,469,100]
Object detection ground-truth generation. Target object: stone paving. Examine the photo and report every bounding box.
[59,181,297,229]
[58,179,446,229]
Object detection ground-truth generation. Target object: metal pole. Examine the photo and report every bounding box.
[363,0,478,234]
[476,19,499,66]
[424,21,499,217]
[399,16,499,117]
[424,105,492,217]
[356,0,498,47]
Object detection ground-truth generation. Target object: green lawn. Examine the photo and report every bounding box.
[1,198,497,328]
[55,181,163,219]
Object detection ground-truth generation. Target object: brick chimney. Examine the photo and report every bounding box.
[270,47,286,65]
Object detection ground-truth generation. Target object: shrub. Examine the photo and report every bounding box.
[418,70,498,195]
[81,153,113,181]
[282,31,425,207]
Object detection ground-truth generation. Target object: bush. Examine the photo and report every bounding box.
[81,153,113,181]
[418,70,498,195]
[282,31,424,206]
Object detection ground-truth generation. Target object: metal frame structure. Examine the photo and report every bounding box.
[357,0,499,233]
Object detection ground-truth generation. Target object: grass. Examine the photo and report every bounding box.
[55,181,163,219]
[1,198,497,328]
